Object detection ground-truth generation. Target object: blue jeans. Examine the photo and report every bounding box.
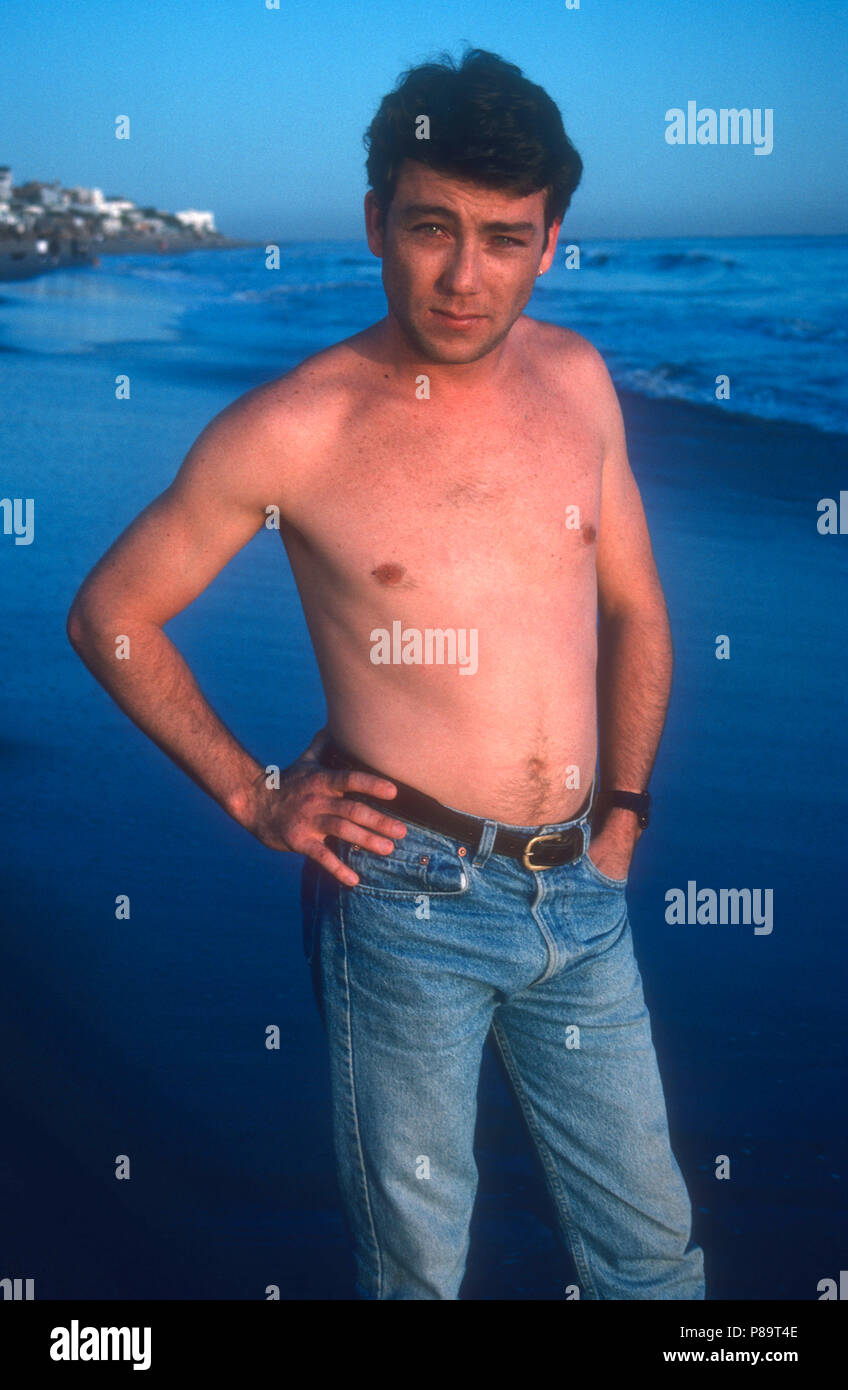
[300,792,705,1301]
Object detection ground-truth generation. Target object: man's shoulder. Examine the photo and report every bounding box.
[520,315,620,425]
[173,335,372,506]
[520,315,612,383]
[223,333,370,449]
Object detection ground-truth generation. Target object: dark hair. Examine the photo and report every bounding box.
[364,48,583,231]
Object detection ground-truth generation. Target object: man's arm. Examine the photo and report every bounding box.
[66,383,409,884]
[67,388,277,818]
[590,354,674,874]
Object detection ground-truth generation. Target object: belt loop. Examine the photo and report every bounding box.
[472,820,498,868]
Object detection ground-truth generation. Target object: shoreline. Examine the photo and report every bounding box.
[617,383,848,454]
[1,242,844,443]
[0,232,256,282]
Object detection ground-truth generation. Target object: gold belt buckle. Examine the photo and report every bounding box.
[522,831,565,871]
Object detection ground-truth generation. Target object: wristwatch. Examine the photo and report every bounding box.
[604,789,652,829]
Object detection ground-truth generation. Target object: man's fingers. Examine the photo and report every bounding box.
[307,839,360,886]
[331,798,407,839]
[319,816,396,856]
[331,768,398,800]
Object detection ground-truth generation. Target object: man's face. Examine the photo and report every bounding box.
[365,160,561,365]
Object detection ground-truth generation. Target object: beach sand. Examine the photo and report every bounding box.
[1,319,845,1298]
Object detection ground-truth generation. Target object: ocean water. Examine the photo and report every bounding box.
[1,234,845,433]
[1,239,847,1300]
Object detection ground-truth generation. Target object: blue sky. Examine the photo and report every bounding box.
[2,0,845,241]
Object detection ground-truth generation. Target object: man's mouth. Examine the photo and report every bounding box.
[429,307,487,328]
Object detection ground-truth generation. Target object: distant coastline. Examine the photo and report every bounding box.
[0,162,257,281]
[0,230,256,282]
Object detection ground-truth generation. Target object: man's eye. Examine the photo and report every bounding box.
[493,235,523,247]
[413,223,444,235]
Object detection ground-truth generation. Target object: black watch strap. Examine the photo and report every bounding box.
[605,789,651,828]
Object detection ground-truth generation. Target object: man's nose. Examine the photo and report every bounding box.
[437,240,483,296]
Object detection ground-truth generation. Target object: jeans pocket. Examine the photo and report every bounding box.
[581,847,629,890]
[565,852,629,949]
[342,820,470,899]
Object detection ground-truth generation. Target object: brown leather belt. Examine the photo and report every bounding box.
[318,736,593,870]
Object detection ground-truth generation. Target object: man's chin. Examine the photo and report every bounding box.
[408,319,511,365]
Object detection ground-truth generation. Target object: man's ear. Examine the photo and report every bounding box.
[537,217,562,276]
[364,191,386,257]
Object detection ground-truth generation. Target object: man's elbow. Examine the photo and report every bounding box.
[66,587,115,654]
[599,587,673,655]
[599,584,669,630]
[66,595,94,653]
[67,590,163,654]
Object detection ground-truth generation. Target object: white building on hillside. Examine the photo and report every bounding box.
[175,209,216,233]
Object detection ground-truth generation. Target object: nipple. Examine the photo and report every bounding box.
[371,562,409,586]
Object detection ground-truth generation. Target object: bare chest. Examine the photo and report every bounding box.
[282,401,604,609]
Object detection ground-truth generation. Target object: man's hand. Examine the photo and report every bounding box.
[586,806,642,882]
[234,727,408,886]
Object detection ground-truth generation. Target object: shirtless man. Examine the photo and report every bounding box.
[67,50,705,1300]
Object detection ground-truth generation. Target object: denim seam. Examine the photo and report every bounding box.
[488,1016,600,1300]
[347,884,468,900]
[528,876,560,986]
[302,861,318,966]
[337,887,383,1299]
